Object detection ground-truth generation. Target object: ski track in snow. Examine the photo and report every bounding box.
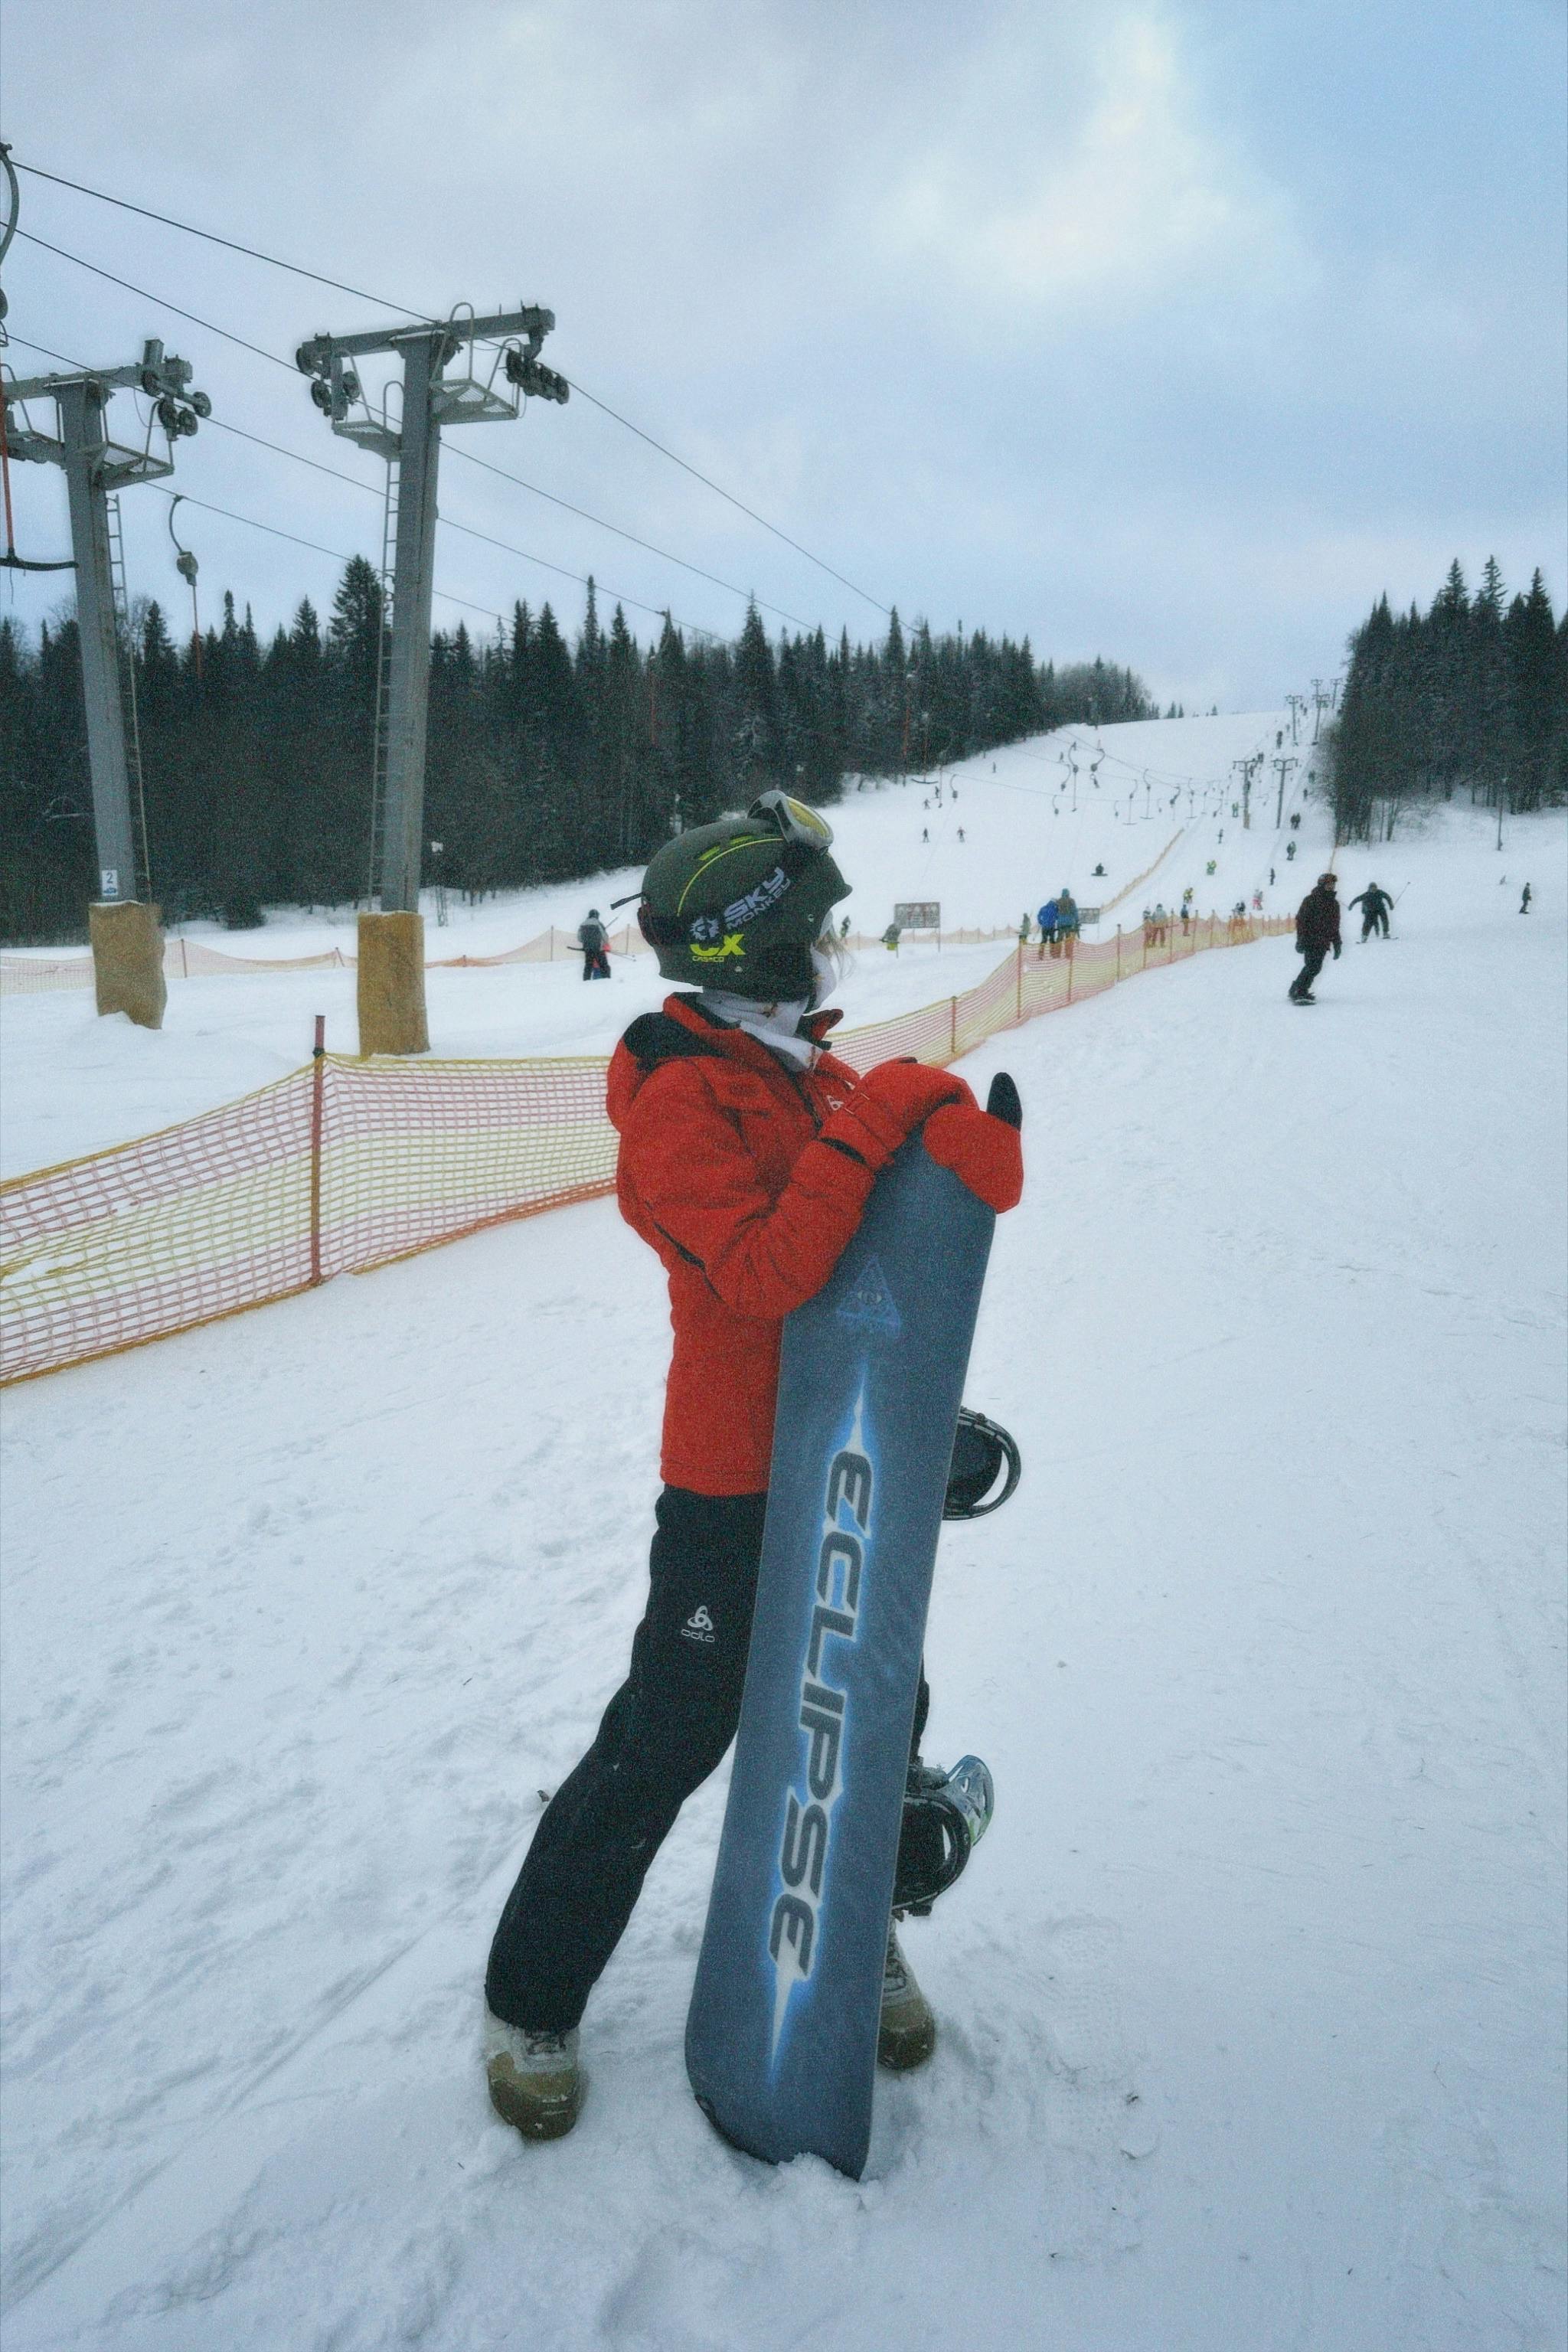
[2,735,1565,2350]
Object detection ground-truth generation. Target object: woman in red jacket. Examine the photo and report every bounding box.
[484,793,1023,2139]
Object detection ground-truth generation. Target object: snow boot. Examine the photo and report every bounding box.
[484,2011,584,2140]
[878,1926,937,2072]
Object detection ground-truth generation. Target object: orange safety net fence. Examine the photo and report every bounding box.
[0,923,1023,993]
[1,916,1290,1383]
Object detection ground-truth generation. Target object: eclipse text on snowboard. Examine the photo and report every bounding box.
[768,1386,875,2059]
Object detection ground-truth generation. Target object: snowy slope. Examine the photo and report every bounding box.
[2,710,1312,1175]
[2,799,1563,2350]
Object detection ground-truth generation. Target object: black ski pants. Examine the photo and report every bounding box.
[1361,908,1388,939]
[486,1485,931,2032]
[1290,945,1328,999]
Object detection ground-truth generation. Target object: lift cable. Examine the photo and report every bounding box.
[5,332,722,640]
[14,234,814,629]
[12,157,894,614]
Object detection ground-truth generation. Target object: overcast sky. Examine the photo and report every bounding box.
[2,0,1563,707]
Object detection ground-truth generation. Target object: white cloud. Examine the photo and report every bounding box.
[875,9,1302,311]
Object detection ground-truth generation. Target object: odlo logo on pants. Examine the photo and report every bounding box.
[682,1606,717,1646]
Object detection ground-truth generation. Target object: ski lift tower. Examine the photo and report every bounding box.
[296,306,568,1054]
[3,341,211,1027]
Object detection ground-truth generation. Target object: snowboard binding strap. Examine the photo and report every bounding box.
[893,1756,995,1916]
[943,1409,1021,1519]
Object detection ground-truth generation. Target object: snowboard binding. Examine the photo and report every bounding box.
[893,1756,995,1916]
[943,1409,1021,1519]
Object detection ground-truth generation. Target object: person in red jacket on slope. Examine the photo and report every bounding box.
[484,792,1024,2141]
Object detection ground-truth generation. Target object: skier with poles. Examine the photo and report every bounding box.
[1348,881,1394,941]
[1289,873,1342,1004]
[577,909,612,980]
[483,792,1024,2140]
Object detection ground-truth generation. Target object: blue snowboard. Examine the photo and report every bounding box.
[684,1123,1000,2177]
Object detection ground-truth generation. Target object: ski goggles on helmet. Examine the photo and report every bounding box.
[746,790,834,850]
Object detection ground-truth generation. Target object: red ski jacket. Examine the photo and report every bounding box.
[607,996,874,1495]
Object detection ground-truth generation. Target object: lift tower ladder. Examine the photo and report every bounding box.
[105,492,152,901]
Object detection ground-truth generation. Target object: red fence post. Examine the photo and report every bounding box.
[309,1014,326,1288]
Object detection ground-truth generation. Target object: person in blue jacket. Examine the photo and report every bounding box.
[1036,897,1059,959]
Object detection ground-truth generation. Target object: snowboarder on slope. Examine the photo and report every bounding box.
[1289,873,1342,1004]
[577,910,612,980]
[1521,884,1532,913]
[483,792,1024,2139]
[1348,882,1393,940]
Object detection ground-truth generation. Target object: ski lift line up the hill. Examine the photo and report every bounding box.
[6,228,785,639]
[4,329,727,647]
[9,154,893,618]
[18,231,814,631]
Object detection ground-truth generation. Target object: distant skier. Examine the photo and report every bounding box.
[922,828,929,843]
[957,828,965,842]
[1289,872,1341,1004]
[1092,862,1106,877]
[882,921,902,952]
[1057,889,1080,955]
[482,792,1022,2138]
[578,910,612,981]
[1285,841,1297,863]
[1348,882,1393,940]
[1037,897,1059,959]
[1521,884,1532,913]
[1289,812,1301,831]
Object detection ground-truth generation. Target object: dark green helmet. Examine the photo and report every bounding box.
[638,791,849,999]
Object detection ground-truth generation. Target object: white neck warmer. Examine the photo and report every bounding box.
[696,988,815,1067]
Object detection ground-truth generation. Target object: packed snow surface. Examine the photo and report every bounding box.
[2,721,1564,2350]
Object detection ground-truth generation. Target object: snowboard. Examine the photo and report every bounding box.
[684,1077,1014,2177]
